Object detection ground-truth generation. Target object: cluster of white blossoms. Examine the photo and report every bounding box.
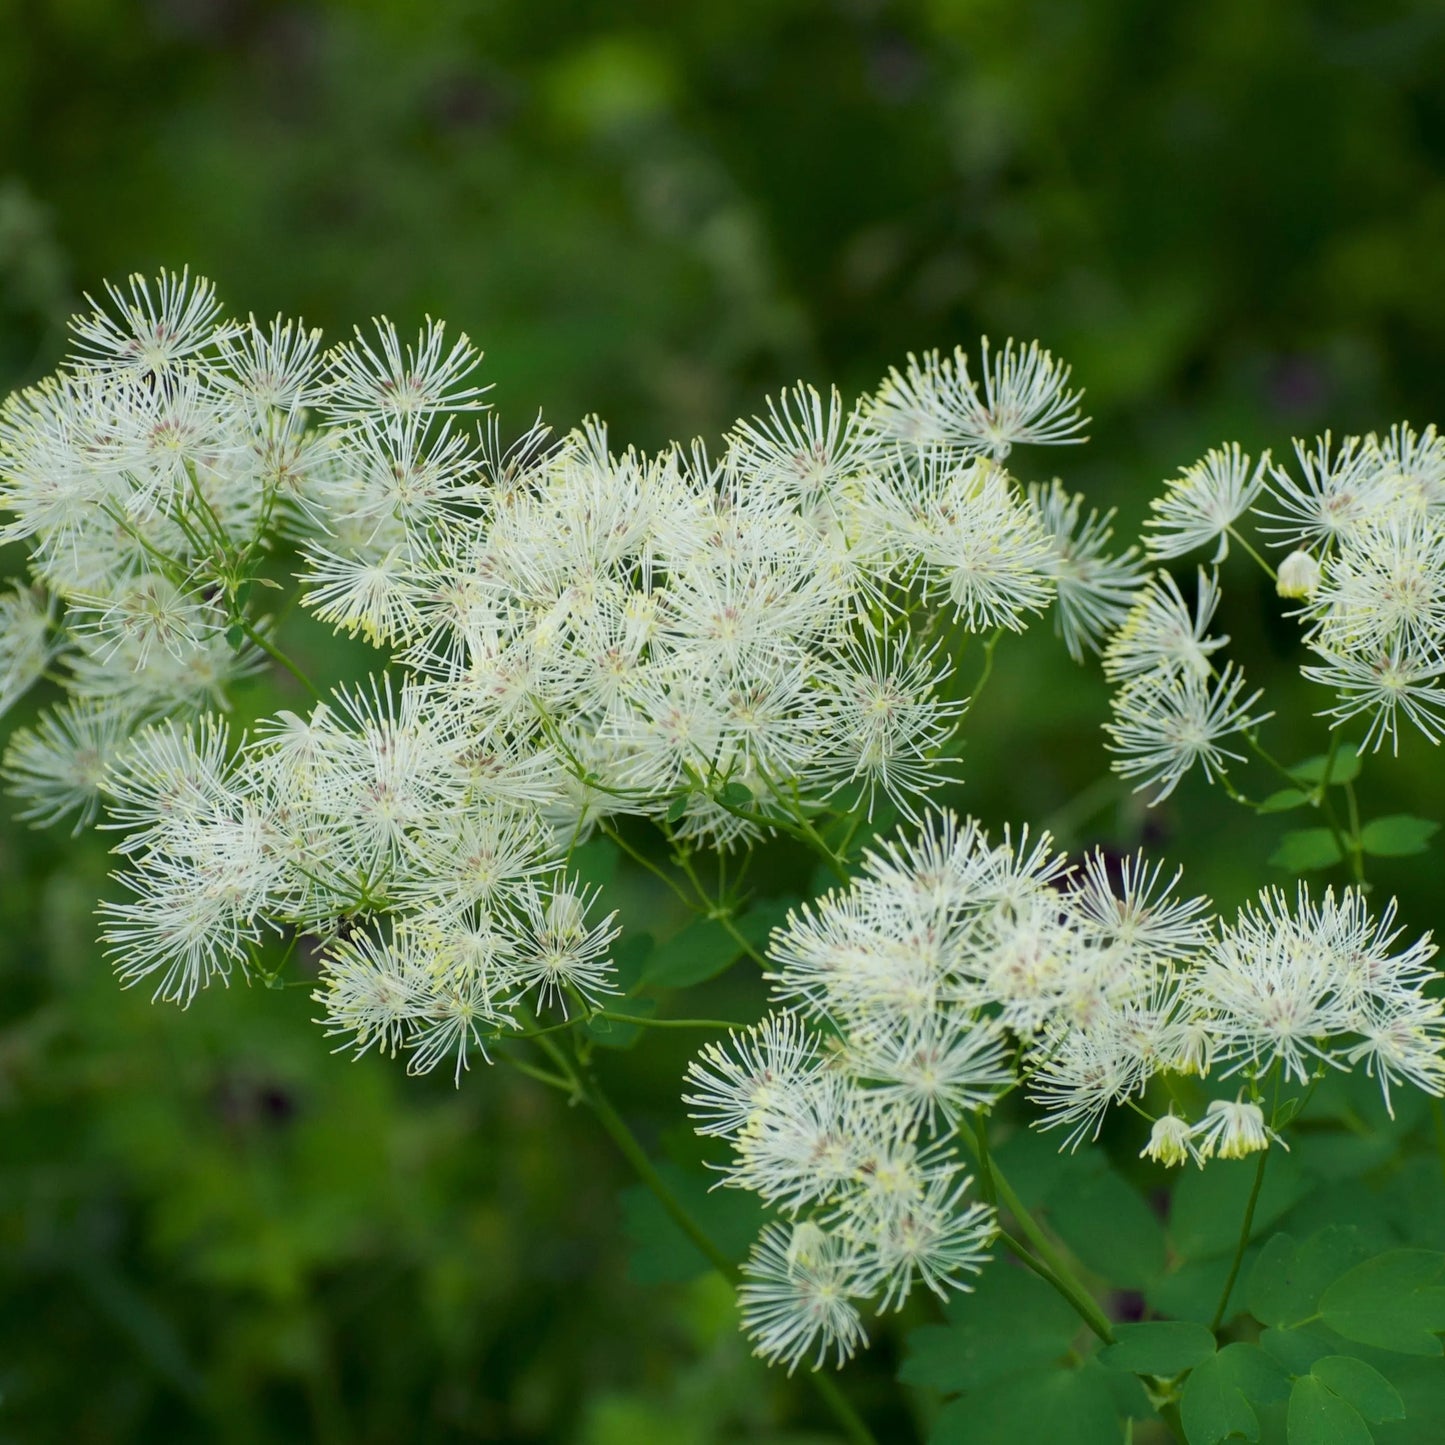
[0,271,1152,1078]
[686,810,1443,1370]
[1112,425,1445,802]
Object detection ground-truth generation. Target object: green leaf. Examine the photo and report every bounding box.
[992,1127,1103,1211]
[620,1163,763,1284]
[1359,815,1439,858]
[640,898,791,989]
[611,932,656,995]
[1171,1152,1305,1260]
[1311,1358,1405,1424]
[1269,828,1343,871]
[1249,1229,1375,1331]
[1182,1349,1260,1444]
[1044,1163,1168,1287]
[1260,1324,1343,1377]
[900,1260,1079,1393]
[929,1361,1121,1445]
[1260,788,1312,813]
[1374,1356,1445,1444]
[1099,1321,1216,1375]
[1319,1251,1445,1356]
[665,795,689,824]
[1150,1253,1247,1327]
[713,781,753,808]
[224,622,246,650]
[1218,1343,1291,1405]
[1288,1375,1372,1445]
[1291,746,1362,786]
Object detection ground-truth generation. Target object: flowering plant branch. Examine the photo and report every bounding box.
[3,271,1444,1442]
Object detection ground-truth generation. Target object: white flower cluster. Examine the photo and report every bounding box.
[1128,426,1445,774]
[1271,427,1445,752]
[687,810,1443,1370]
[0,272,1143,1078]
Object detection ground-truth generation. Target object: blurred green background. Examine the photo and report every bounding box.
[4,1,1445,1440]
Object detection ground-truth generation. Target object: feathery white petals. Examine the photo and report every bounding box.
[1145,443,1269,563]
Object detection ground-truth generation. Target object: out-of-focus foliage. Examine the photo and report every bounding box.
[4,0,1445,1440]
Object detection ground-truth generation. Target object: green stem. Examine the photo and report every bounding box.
[970,628,1004,708]
[958,1120,1114,1343]
[593,1009,742,1031]
[1225,524,1278,581]
[236,615,321,699]
[664,828,770,968]
[597,818,698,911]
[500,1054,575,1092]
[1209,1145,1269,1332]
[1343,779,1367,888]
[577,1068,878,1445]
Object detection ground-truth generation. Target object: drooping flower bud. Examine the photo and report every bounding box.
[1276,549,1321,600]
[1191,1097,1279,1160]
[1140,1112,1198,1168]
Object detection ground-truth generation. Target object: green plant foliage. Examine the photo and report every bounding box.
[1358,817,1440,858]
[1099,1321,1217,1375]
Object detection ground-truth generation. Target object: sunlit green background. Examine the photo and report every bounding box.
[4,2,1445,1440]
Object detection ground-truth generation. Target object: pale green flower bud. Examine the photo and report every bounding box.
[1276,549,1321,600]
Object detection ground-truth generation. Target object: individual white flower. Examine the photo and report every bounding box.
[1376,421,1445,512]
[739,1222,869,1374]
[833,1144,993,1309]
[1028,480,1147,661]
[727,382,872,512]
[101,797,285,1007]
[1140,1112,1200,1168]
[1029,1015,1157,1150]
[1190,1097,1278,1160]
[813,628,964,821]
[842,1014,1013,1131]
[868,451,1054,631]
[300,541,424,647]
[390,805,554,918]
[70,267,235,377]
[1103,568,1228,683]
[1301,643,1445,754]
[1104,663,1271,802]
[1066,849,1213,961]
[1259,433,1393,551]
[3,699,131,830]
[214,312,327,417]
[1145,443,1269,563]
[100,715,237,850]
[967,337,1089,457]
[67,572,220,670]
[1310,513,1445,660]
[513,878,620,1011]
[865,339,1087,459]
[727,1071,876,1214]
[1344,995,1445,1116]
[321,317,490,421]
[315,923,430,1063]
[683,1013,825,1140]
